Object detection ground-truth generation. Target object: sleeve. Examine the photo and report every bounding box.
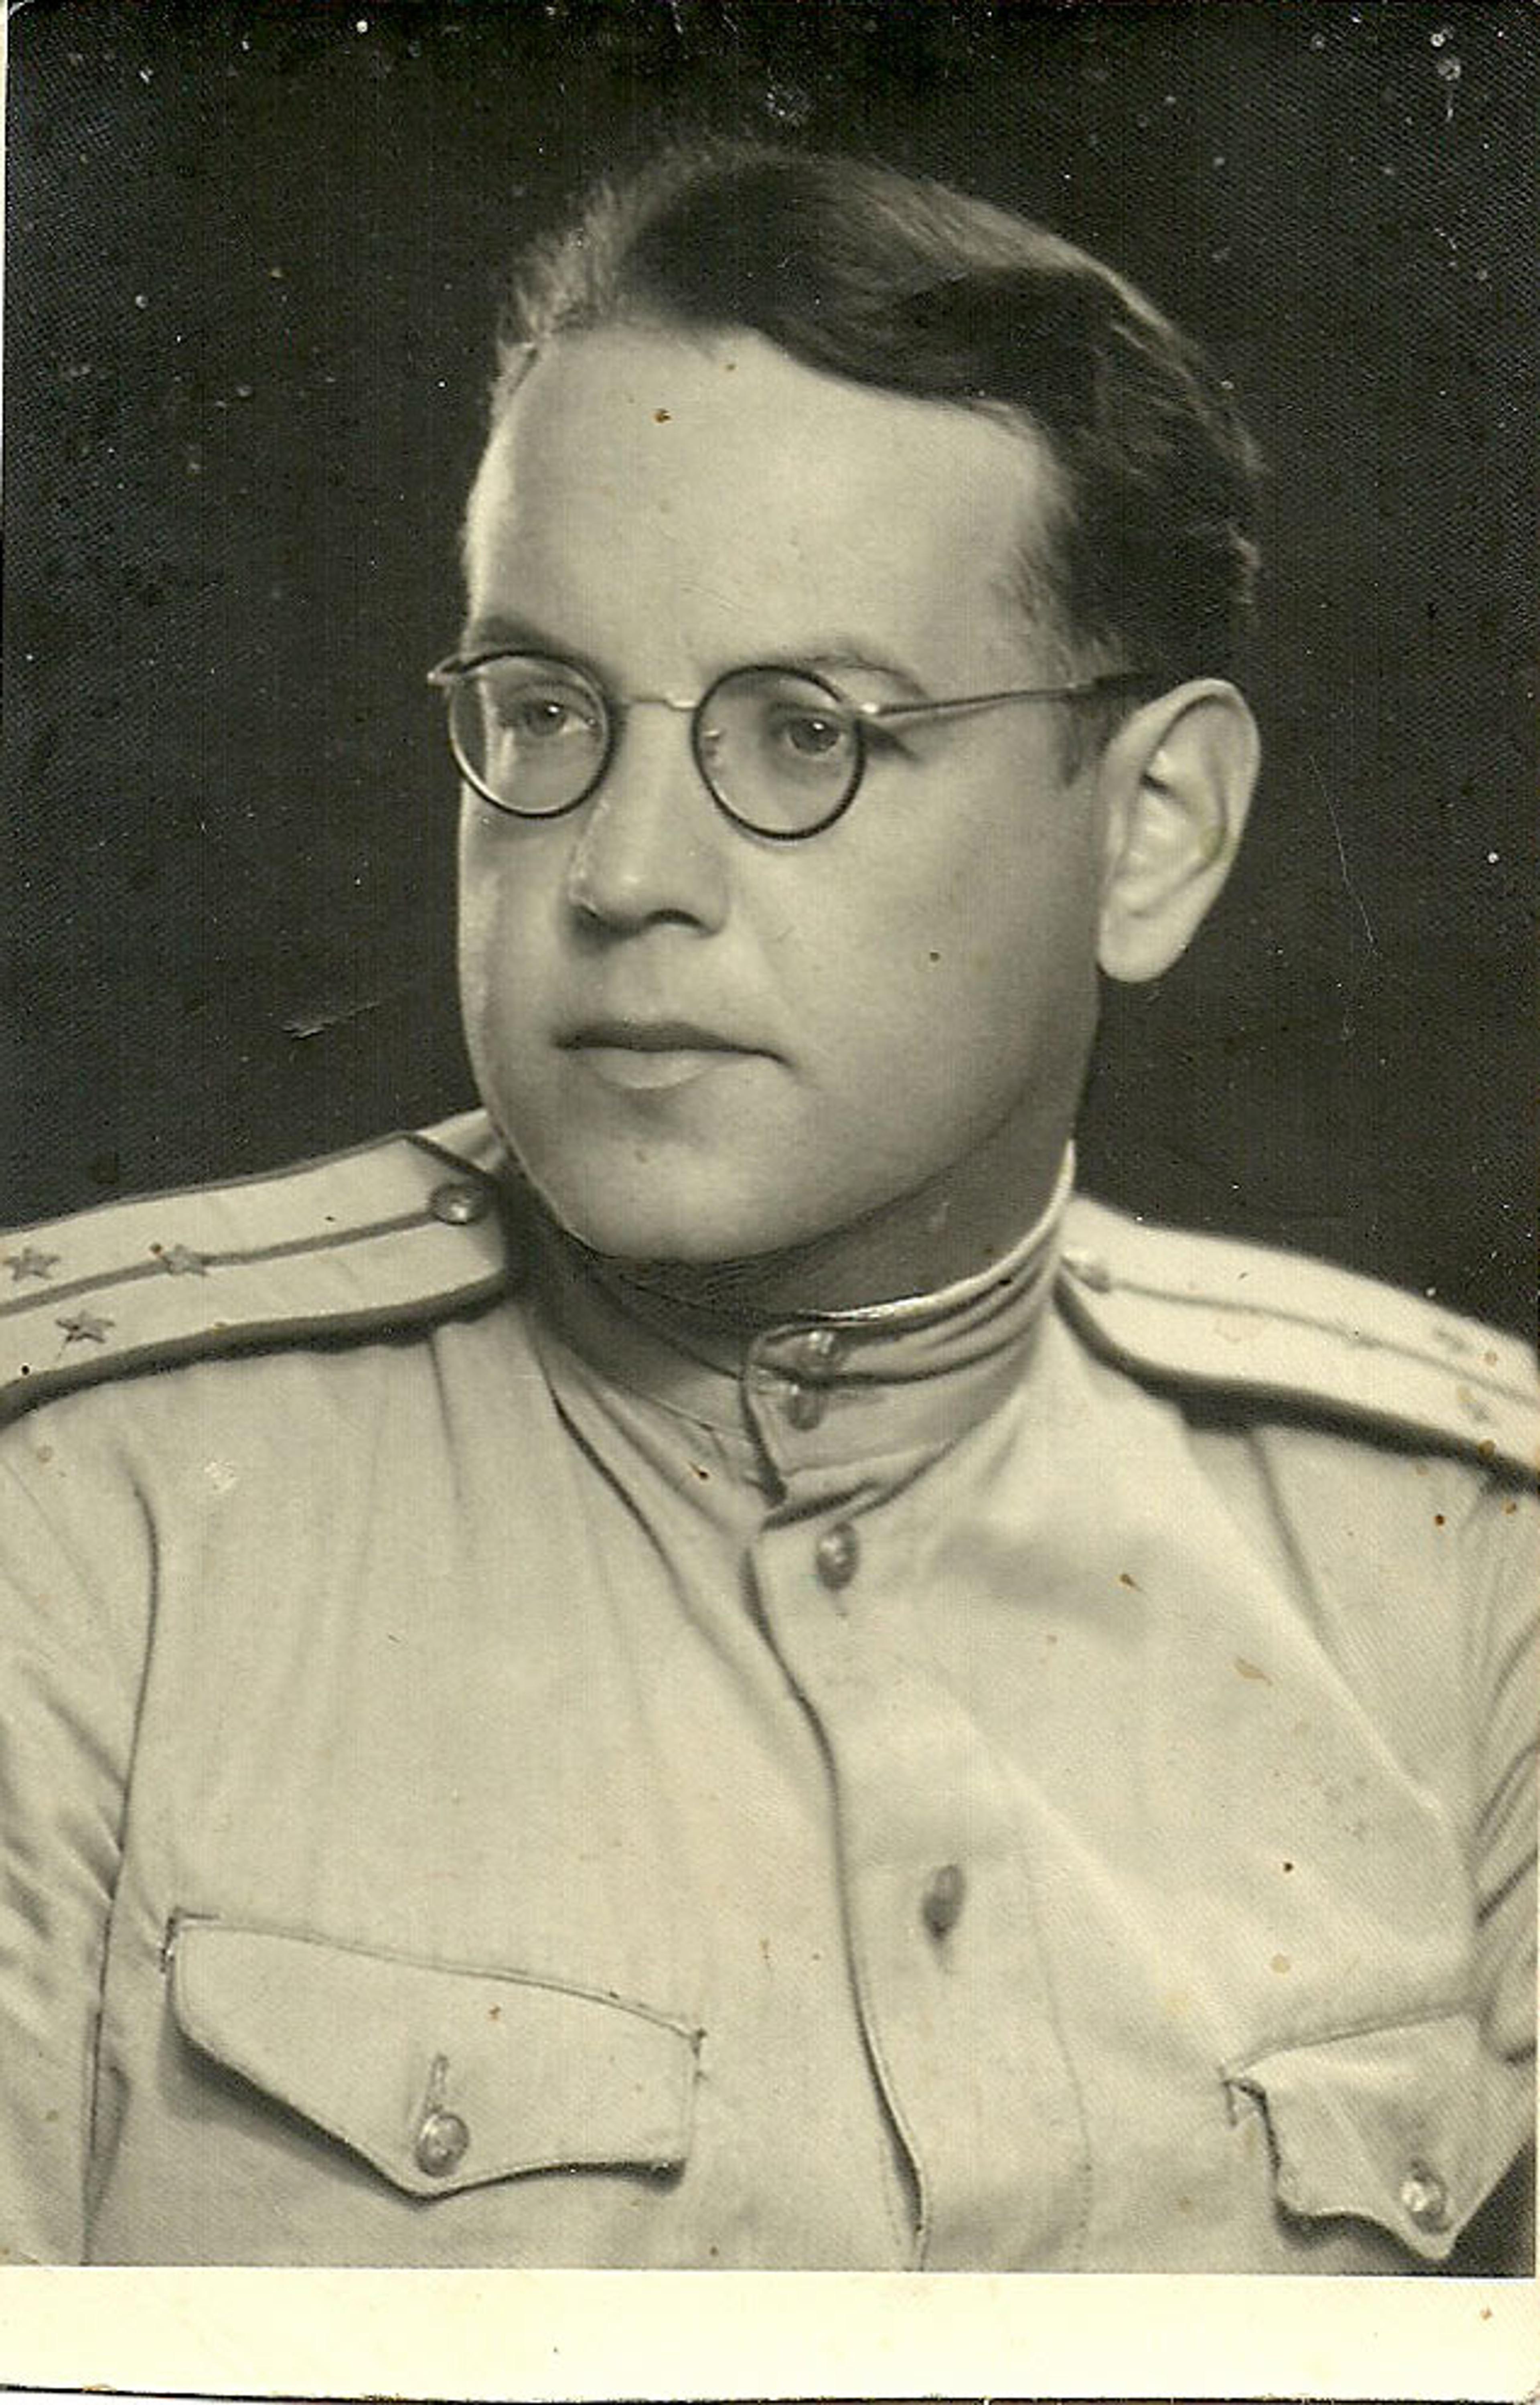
[1464,1484,1538,2054]
[0,1418,152,2263]
[1459,1477,1539,2273]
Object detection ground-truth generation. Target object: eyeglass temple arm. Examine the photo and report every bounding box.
[861,670,1150,728]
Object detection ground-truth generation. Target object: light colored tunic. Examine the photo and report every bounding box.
[0,1131,1533,2269]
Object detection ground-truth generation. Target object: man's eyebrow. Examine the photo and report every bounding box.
[455,622,933,701]
[457,611,574,660]
[782,647,932,701]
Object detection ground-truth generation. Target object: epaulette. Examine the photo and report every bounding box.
[1057,1195,1537,1481]
[0,1111,515,1428]
[7,1121,1534,1478]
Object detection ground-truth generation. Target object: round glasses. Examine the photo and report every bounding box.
[428,650,1148,842]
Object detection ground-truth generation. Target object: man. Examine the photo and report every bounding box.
[1,146,1533,2272]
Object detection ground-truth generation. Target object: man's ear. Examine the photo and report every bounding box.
[1094,678,1260,983]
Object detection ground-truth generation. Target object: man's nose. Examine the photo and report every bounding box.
[563,705,731,934]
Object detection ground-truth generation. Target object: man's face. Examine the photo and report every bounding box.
[457,326,1108,1299]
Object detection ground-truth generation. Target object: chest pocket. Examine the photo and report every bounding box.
[169,1917,701,2199]
[1223,2012,1532,2266]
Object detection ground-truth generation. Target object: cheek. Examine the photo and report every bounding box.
[454,872,504,1047]
[455,807,498,960]
[847,842,1100,1159]
[456,814,559,1027]
[840,826,1099,1046]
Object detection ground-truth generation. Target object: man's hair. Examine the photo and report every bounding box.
[494,143,1262,721]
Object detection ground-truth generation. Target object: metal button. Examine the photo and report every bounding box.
[794,1327,845,1374]
[1399,2161,1450,2233]
[783,1381,827,1432]
[921,1862,967,1939]
[429,1179,490,1227]
[414,2107,470,2178]
[1061,1246,1113,1293]
[814,1521,859,1590]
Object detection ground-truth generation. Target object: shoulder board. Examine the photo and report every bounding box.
[0,1111,515,1428]
[1057,1195,1537,1481]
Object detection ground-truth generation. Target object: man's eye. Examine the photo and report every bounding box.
[768,709,853,764]
[505,692,582,736]
[502,694,590,741]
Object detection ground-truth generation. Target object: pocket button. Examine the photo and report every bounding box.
[415,2106,471,2178]
[1399,2160,1450,2233]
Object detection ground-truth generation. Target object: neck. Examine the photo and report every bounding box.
[594,1115,1076,1328]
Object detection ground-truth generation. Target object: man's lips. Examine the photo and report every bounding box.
[560,1018,772,1092]
[561,1018,764,1055]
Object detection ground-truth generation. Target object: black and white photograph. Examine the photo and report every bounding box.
[2,0,1535,2394]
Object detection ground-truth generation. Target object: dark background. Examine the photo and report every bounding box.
[4,0,1534,1330]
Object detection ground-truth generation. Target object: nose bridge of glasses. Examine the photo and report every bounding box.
[583,685,726,850]
[604,687,713,791]
[618,688,699,716]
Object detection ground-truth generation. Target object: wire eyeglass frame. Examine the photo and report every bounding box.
[428,650,1149,842]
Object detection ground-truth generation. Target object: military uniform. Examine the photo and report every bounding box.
[0,1112,1534,2270]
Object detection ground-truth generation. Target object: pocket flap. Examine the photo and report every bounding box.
[170,1918,701,2199]
[1224,2012,1532,2264]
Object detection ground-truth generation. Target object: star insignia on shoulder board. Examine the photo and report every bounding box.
[4,1246,61,1282]
[57,1310,113,1346]
[155,1243,208,1277]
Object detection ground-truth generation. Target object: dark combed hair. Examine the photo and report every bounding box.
[496,143,1262,699]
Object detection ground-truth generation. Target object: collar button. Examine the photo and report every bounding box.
[795,1326,846,1374]
[783,1381,827,1431]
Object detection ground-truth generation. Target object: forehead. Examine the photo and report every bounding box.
[463,326,1060,681]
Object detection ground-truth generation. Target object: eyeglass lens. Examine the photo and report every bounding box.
[447,655,863,837]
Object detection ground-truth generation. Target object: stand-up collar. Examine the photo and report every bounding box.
[522,1151,1074,1489]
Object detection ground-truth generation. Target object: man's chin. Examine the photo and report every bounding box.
[488,1110,937,1313]
[536,1174,929,1324]
[522,1164,804,1277]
